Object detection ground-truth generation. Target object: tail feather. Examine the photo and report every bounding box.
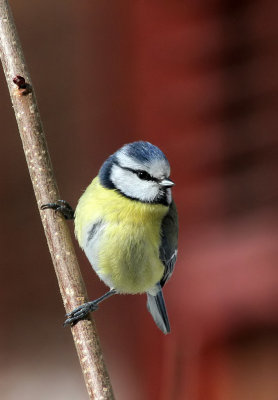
[146,290,170,334]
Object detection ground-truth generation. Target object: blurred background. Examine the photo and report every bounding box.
[1,1,278,399]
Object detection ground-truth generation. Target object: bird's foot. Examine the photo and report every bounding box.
[41,200,74,220]
[64,301,99,326]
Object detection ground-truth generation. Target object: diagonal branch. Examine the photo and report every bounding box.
[0,1,114,399]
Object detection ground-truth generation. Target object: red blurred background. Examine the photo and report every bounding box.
[1,1,278,399]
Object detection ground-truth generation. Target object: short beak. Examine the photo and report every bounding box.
[159,178,175,188]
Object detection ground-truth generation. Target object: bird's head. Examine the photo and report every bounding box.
[99,141,174,205]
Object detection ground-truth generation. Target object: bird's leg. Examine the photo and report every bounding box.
[64,289,117,326]
[41,200,75,220]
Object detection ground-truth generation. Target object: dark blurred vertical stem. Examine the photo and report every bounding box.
[0,1,114,399]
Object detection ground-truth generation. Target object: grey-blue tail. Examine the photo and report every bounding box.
[146,290,170,334]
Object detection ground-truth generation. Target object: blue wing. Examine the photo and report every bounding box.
[159,200,178,287]
[146,201,178,334]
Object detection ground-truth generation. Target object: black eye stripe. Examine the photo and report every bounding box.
[113,161,158,182]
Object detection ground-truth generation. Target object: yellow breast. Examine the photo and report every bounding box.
[74,177,169,294]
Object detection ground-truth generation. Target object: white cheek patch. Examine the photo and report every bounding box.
[111,164,160,202]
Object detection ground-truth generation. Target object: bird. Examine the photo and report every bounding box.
[41,141,178,334]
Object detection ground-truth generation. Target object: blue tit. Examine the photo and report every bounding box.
[42,141,178,334]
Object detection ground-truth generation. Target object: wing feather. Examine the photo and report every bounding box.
[159,201,178,287]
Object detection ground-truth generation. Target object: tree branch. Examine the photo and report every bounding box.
[0,1,114,399]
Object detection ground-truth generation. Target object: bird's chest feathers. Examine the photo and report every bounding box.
[75,180,169,293]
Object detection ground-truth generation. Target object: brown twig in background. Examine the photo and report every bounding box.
[0,1,114,399]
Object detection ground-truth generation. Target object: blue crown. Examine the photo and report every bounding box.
[123,141,167,163]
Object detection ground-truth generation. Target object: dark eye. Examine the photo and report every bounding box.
[137,170,152,180]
